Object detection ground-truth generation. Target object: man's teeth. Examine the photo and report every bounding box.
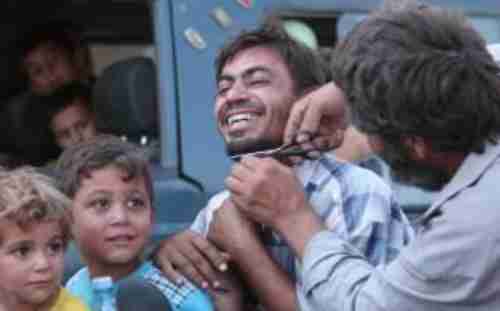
[227,113,256,126]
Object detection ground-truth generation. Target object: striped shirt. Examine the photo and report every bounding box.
[191,153,414,311]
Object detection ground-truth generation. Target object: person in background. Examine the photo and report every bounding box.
[0,167,89,311]
[45,82,98,151]
[229,2,500,310]
[0,21,93,166]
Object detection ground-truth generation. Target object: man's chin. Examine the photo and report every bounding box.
[225,138,281,158]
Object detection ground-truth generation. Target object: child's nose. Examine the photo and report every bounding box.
[109,205,130,224]
[33,251,51,272]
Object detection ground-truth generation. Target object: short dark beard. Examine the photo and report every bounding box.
[379,142,450,191]
[225,137,281,158]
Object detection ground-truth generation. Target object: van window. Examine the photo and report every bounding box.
[337,13,500,44]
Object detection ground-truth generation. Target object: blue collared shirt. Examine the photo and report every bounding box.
[191,153,414,311]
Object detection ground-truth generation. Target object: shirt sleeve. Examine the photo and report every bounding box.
[300,200,500,311]
[190,191,229,237]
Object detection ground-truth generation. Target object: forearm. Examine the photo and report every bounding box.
[301,231,430,311]
[274,207,325,260]
[231,239,297,311]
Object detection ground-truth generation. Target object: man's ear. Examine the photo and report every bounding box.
[402,136,429,161]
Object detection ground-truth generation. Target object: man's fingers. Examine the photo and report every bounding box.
[175,240,223,289]
[162,244,209,288]
[191,235,229,273]
[154,253,185,286]
[298,97,323,142]
[284,99,307,145]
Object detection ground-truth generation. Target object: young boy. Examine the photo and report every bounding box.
[57,135,243,311]
[0,167,89,311]
[45,82,98,150]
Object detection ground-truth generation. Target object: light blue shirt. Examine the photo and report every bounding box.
[66,261,213,311]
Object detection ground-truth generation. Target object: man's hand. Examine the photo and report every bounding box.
[225,156,325,258]
[206,268,248,311]
[208,199,259,255]
[154,230,230,290]
[284,81,349,160]
[225,156,308,228]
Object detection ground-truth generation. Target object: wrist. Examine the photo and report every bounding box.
[274,205,325,259]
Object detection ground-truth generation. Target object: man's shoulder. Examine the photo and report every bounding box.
[207,190,230,207]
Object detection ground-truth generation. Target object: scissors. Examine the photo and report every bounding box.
[230,131,324,161]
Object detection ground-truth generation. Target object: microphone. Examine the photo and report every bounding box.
[116,276,173,311]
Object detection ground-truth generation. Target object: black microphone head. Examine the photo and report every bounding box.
[116,277,173,311]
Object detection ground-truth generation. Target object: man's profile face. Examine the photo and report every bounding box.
[24,42,80,95]
[214,46,297,156]
[371,136,450,191]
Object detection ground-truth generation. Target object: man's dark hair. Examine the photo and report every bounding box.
[215,17,327,95]
[333,3,500,154]
[56,135,154,204]
[44,82,93,123]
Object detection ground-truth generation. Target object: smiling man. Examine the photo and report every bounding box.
[227,3,500,311]
[156,20,413,311]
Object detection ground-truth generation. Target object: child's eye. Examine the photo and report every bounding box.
[12,246,31,259]
[126,197,146,210]
[89,198,110,212]
[48,240,64,256]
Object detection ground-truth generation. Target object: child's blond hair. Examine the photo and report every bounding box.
[0,167,72,244]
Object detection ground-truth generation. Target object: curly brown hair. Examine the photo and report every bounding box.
[0,166,71,244]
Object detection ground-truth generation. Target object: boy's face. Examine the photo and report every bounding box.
[50,99,97,149]
[24,42,79,95]
[0,219,65,308]
[70,165,153,276]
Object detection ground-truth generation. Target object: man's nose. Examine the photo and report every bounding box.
[224,80,250,103]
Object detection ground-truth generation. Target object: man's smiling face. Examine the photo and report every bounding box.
[214,46,297,156]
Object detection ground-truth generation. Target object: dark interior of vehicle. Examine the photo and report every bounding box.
[0,0,153,103]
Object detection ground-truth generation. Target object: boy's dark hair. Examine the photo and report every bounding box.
[44,82,93,123]
[332,2,500,154]
[0,166,71,245]
[215,17,327,95]
[56,135,154,203]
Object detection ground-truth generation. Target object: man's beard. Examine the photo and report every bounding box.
[378,142,450,191]
[225,137,281,158]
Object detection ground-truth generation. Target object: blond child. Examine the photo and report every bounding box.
[58,136,241,311]
[0,167,88,311]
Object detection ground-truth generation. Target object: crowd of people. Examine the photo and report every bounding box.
[1,0,500,310]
